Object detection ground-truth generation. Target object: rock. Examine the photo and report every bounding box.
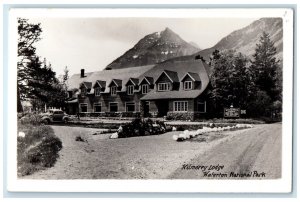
[18,131,25,138]
[183,130,189,135]
[110,132,118,139]
[75,136,85,142]
[172,135,178,141]
[117,126,123,133]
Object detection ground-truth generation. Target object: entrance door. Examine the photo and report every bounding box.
[156,100,169,117]
[143,101,150,117]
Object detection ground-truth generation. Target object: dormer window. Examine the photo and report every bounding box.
[80,82,92,97]
[95,88,101,96]
[93,80,106,96]
[184,81,193,90]
[111,86,117,95]
[155,70,179,92]
[81,88,86,96]
[127,85,134,95]
[142,84,149,94]
[158,83,170,91]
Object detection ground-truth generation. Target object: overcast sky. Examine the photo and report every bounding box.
[28,17,258,76]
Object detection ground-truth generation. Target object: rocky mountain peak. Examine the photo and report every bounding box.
[105,28,200,70]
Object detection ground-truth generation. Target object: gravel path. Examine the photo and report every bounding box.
[21,124,281,179]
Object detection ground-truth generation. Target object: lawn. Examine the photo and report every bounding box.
[17,116,62,176]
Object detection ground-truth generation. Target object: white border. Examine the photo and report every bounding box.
[7,8,293,193]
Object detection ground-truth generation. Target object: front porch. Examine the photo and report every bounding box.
[140,99,207,120]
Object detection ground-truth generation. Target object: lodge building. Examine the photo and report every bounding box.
[66,58,210,120]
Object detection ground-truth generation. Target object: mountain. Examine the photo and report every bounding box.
[194,18,283,62]
[105,27,200,70]
[189,41,202,50]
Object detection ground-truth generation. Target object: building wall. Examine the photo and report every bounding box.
[78,90,143,114]
[73,71,209,119]
[167,99,194,112]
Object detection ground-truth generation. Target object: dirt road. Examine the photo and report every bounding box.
[169,123,282,179]
[22,123,281,179]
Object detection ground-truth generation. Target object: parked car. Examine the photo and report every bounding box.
[40,109,70,124]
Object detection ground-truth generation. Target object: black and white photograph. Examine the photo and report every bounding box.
[5,8,294,193]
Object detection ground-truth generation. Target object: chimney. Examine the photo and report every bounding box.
[80,69,85,78]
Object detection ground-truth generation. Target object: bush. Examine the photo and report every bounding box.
[19,113,42,125]
[17,124,62,176]
[116,118,168,138]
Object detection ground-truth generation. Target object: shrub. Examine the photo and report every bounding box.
[115,118,168,138]
[19,113,42,125]
[17,124,62,176]
[176,125,185,131]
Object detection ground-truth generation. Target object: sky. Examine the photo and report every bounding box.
[28,17,258,76]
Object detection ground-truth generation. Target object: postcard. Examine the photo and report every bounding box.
[5,7,294,193]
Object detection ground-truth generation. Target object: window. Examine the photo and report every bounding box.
[184,81,193,90]
[197,101,206,113]
[158,83,170,91]
[111,86,117,95]
[127,85,134,95]
[81,88,86,96]
[68,91,73,98]
[95,88,101,96]
[80,103,88,113]
[109,102,118,112]
[174,101,188,112]
[94,103,102,112]
[126,102,135,112]
[142,84,149,94]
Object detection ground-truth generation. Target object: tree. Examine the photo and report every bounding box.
[209,50,253,116]
[251,32,281,101]
[62,66,69,92]
[17,18,67,111]
[248,32,282,118]
[24,57,66,110]
[17,18,42,111]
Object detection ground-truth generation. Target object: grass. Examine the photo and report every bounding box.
[17,120,62,176]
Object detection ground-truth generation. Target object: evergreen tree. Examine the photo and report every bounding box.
[251,32,280,101]
[25,57,66,110]
[18,18,42,104]
[209,50,253,116]
[17,18,67,111]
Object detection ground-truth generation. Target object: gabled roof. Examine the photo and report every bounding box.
[125,78,139,86]
[108,79,122,87]
[93,80,106,88]
[80,82,92,89]
[155,70,179,83]
[68,65,155,93]
[180,72,201,82]
[140,59,210,100]
[139,76,154,85]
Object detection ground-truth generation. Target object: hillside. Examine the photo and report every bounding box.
[195,18,283,62]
